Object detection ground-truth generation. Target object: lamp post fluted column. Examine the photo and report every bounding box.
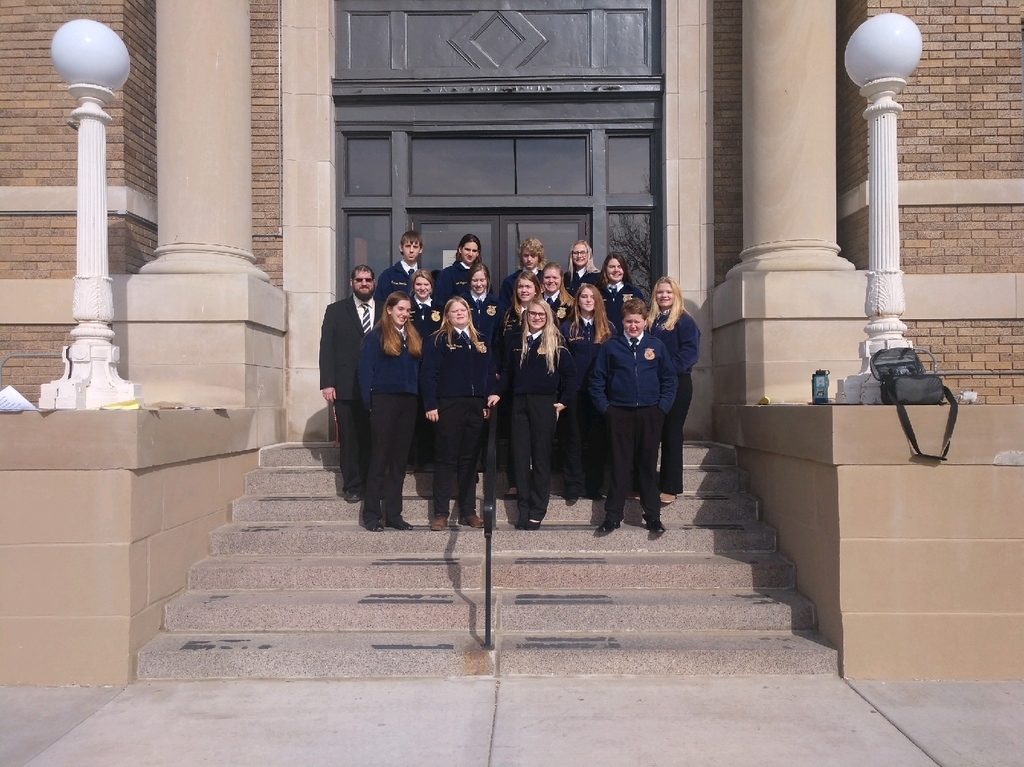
[839,13,922,405]
[40,21,142,409]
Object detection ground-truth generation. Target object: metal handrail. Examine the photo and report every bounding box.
[0,352,65,390]
[481,404,498,650]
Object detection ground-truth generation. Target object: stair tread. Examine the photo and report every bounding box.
[210,520,777,555]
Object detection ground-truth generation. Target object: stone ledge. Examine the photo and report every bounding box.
[713,403,1024,466]
[0,407,282,470]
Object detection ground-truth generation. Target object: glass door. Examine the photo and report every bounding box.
[410,213,589,287]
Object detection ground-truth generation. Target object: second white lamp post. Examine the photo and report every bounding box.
[39,19,142,409]
[840,13,923,405]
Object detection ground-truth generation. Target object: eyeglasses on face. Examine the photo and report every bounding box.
[526,311,547,318]
[571,250,588,256]
[352,277,373,283]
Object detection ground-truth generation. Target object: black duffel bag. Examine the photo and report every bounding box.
[870,347,958,461]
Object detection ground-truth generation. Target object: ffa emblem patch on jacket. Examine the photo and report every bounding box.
[556,307,567,319]
[431,310,441,322]
[486,305,497,315]
[622,293,634,302]
[644,348,656,360]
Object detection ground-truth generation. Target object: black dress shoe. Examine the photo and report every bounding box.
[524,519,542,531]
[564,494,579,504]
[584,490,605,500]
[596,518,620,533]
[387,519,413,531]
[343,489,363,502]
[514,521,528,530]
[366,522,384,532]
[644,517,666,534]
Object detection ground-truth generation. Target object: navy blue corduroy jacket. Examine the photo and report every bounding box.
[357,328,419,409]
[589,333,677,414]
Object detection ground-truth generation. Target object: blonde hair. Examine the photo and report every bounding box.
[646,277,687,331]
[541,262,573,306]
[519,298,564,375]
[567,239,599,274]
[518,237,546,268]
[378,292,422,358]
[410,268,434,289]
[438,297,487,353]
[566,283,613,344]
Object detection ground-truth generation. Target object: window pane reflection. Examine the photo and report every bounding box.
[516,138,588,194]
[347,138,391,196]
[411,137,588,196]
[412,139,515,196]
[417,222,495,277]
[347,214,391,286]
[608,136,651,195]
[608,212,651,294]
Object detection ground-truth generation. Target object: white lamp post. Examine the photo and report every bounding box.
[40,19,142,409]
[840,13,923,405]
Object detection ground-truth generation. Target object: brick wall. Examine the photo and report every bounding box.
[0,325,73,397]
[892,0,1023,181]
[0,216,77,278]
[907,319,1024,404]
[836,0,869,196]
[251,0,283,287]
[902,205,1024,274]
[0,1,157,278]
[121,0,157,198]
[712,0,742,285]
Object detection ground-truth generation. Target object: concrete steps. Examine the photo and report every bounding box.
[231,493,759,525]
[243,465,746,496]
[136,441,838,680]
[209,521,777,556]
[163,589,815,634]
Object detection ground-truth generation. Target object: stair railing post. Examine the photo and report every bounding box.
[481,407,498,650]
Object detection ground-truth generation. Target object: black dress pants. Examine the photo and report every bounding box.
[659,373,693,495]
[432,397,486,519]
[603,404,665,523]
[511,393,558,524]
[334,398,370,494]
[562,391,606,497]
[363,393,417,527]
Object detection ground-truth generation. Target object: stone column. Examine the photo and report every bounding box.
[141,0,268,280]
[729,0,850,276]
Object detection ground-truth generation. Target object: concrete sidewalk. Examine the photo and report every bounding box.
[2,677,1021,767]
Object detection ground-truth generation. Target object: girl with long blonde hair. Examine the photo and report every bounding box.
[491,298,578,529]
[420,296,495,530]
[647,276,701,504]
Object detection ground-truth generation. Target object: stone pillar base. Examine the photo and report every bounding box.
[727,239,853,279]
[111,274,285,418]
[141,243,270,282]
[39,339,143,410]
[712,271,866,404]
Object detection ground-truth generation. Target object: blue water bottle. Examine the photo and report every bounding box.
[812,369,830,404]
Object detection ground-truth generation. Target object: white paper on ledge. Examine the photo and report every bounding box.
[0,385,38,412]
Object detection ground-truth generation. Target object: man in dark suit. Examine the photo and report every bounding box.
[319,265,381,501]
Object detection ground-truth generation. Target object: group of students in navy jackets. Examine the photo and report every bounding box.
[347,231,700,534]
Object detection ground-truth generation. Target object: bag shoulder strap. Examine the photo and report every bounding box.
[893,386,959,461]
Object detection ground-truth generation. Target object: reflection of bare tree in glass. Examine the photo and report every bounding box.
[608,213,652,295]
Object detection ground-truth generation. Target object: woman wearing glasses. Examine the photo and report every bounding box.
[490,299,578,530]
[497,271,541,498]
[565,240,600,297]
